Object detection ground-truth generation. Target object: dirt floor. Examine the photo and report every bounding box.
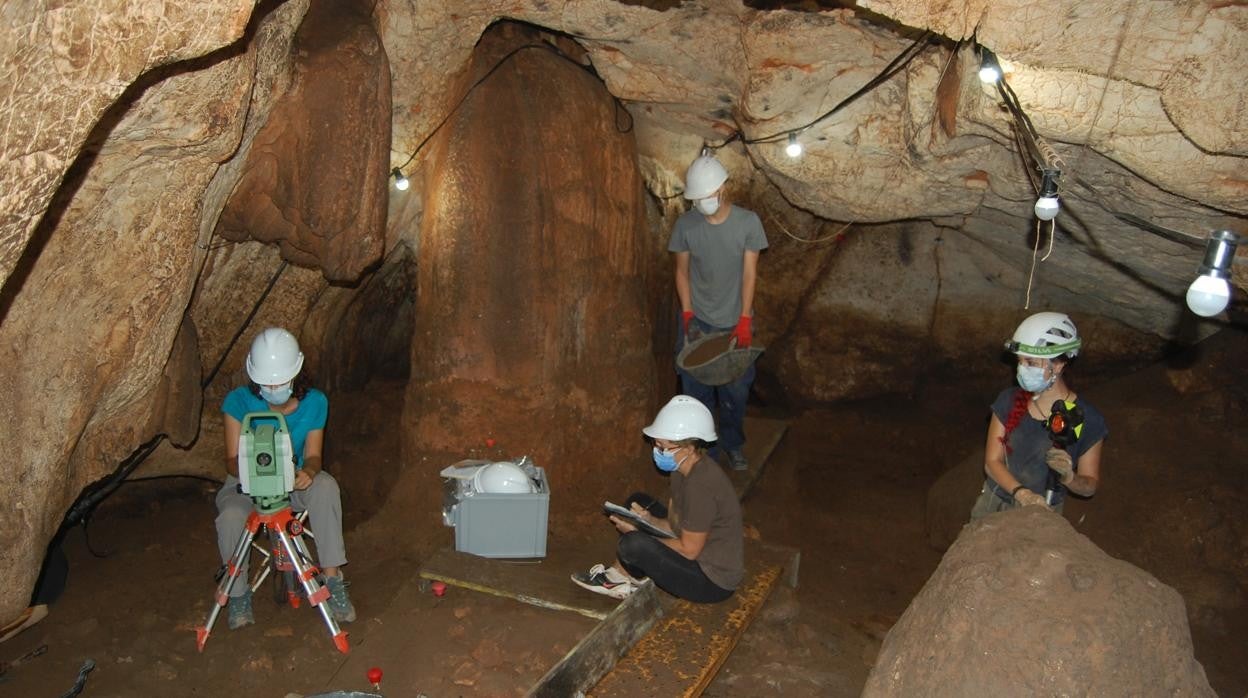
[2,369,1245,696]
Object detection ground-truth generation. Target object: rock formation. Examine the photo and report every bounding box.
[864,507,1215,697]
[0,0,1243,626]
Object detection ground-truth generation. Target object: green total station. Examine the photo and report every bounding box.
[238,411,297,514]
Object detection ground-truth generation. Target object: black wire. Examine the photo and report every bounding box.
[705,31,934,151]
[122,474,226,486]
[202,259,288,389]
[393,42,632,176]
[59,256,289,541]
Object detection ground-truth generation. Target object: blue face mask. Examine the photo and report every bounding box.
[260,382,293,405]
[1016,364,1053,393]
[652,447,680,472]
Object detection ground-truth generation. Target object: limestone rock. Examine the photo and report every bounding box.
[863,508,1215,697]
[216,0,390,283]
[0,0,256,292]
[405,24,656,496]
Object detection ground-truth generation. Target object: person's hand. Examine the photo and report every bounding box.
[1045,448,1075,484]
[730,315,752,348]
[629,502,652,522]
[607,514,638,535]
[1014,489,1048,508]
[681,310,694,335]
[293,470,314,491]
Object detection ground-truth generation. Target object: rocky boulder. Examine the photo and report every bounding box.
[864,507,1214,697]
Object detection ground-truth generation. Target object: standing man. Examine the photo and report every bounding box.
[669,153,768,471]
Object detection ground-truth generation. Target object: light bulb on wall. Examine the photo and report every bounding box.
[1186,229,1239,317]
[978,48,1002,83]
[785,132,803,158]
[1034,169,1060,221]
[392,167,410,191]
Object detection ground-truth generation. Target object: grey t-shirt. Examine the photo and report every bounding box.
[987,387,1108,506]
[670,454,745,590]
[668,205,769,328]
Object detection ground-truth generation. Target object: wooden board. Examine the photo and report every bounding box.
[527,581,661,697]
[730,416,789,498]
[588,552,784,698]
[418,541,621,621]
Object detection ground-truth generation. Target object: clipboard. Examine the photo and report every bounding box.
[604,501,676,539]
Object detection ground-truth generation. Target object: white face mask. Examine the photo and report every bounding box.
[1016,363,1054,393]
[695,196,720,216]
[260,382,293,405]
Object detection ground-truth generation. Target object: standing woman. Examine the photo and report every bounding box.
[214,327,355,629]
[573,396,744,603]
[971,312,1108,518]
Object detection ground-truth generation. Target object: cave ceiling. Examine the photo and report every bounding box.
[377,0,1246,337]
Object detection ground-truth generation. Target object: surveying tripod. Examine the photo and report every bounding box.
[195,411,349,654]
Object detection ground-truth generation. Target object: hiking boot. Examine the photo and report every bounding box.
[227,591,254,630]
[726,449,749,471]
[571,563,636,600]
[325,575,356,623]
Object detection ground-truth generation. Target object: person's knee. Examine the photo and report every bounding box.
[617,531,655,566]
[215,505,248,533]
[307,471,341,503]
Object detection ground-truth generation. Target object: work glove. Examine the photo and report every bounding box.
[1014,489,1048,508]
[1045,447,1075,485]
[681,310,694,335]
[730,315,752,348]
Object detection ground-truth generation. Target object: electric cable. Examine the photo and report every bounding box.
[62,256,290,549]
[391,41,633,180]
[703,31,935,151]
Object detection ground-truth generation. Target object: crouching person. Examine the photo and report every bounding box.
[573,396,743,603]
[214,327,355,629]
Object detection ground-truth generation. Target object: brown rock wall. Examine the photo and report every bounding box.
[216,0,390,283]
[406,24,656,500]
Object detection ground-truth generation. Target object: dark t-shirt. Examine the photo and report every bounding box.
[988,387,1108,505]
[670,454,745,590]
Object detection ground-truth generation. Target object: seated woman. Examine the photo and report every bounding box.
[971,312,1108,518]
[214,326,355,629]
[573,396,743,603]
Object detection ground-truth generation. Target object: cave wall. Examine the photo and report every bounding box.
[405,23,658,500]
[0,0,1243,626]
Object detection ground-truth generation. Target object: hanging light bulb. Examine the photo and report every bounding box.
[1034,169,1060,221]
[978,48,1002,84]
[785,132,803,158]
[1186,229,1239,317]
[392,167,409,191]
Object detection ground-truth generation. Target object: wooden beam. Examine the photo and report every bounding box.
[527,581,662,697]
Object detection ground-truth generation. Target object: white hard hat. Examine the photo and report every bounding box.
[642,395,718,442]
[474,462,536,494]
[246,327,305,385]
[683,155,728,200]
[1006,312,1081,359]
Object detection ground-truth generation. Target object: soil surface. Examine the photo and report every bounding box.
[1,369,1244,696]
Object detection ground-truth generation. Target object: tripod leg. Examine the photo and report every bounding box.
[276,527,348,654]
[198,523,258,652]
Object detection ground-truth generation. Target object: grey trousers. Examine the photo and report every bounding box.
[215,472,347,597]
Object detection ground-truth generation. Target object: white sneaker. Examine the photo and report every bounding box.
[571,563,636,599]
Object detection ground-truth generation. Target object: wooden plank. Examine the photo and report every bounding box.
[730,416,789,499]
[419,545,619,621]
[588,556,784,698]
[527,581,662,698]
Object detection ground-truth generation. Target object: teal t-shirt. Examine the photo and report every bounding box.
[222,386,328,468]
